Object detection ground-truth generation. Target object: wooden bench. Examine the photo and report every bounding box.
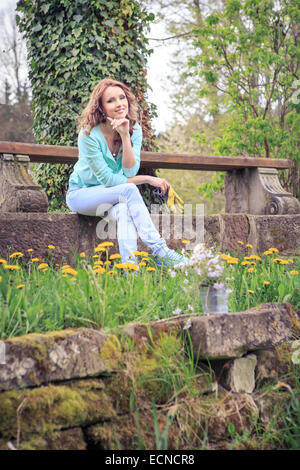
[0,140,299,215]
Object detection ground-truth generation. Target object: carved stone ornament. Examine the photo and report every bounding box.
[0,153,48,212]
[225,167,300,215]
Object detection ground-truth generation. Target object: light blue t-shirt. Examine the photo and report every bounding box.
[68,122,143,190]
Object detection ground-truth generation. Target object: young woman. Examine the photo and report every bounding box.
[66,78,186,268]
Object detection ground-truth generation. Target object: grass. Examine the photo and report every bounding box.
[0,241,299,340]
[0,241,299,450]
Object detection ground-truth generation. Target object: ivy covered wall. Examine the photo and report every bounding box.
[16,0,158,210]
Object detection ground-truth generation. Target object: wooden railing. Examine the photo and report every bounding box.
[0,140,298,215]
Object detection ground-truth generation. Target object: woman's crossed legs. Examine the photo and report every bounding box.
[66,183,167,263]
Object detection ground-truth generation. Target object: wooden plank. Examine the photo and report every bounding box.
[0,141,291,170]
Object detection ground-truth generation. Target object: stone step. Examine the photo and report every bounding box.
[0,328,121,392]
[121,302,298,360]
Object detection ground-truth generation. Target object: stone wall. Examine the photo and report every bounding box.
[0,302,299,450]
[0,212,299,264]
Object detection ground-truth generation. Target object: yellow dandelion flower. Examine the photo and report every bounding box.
[241,261,251,265]
[94,247,106,253]
[226,257,239,264]
[4,265,21,270]
[249,261,257,266]
[248,255,262,261]
[109,253,121,260]
[27,248,34,252]
[132,251,142,255]
[269,248,279,253]
[139,262,146,267]
[220,254,231,260]
[92,254,100,258]
[104,261,111,265]
[31,258,41,262]
[146,267,155,272]
[62,274,68,277]
[0,259,7,264]
[115,263,125,269]
[263,281,270,285]
[94,260,104,265]
[96,241,114,248]
[79,252,86,258]
[290,270,298,275]
[38,263,49,269]
[264,250,272,255]
[182,240,191,244]
[139,251,149,256]
[237,241,244,245]
[70,277,77,281]
[93,267,105,274]
[42,268,48,272]
[48,245,55,249]
[17,284,25,289]
[126,262,139,271]
[108,270,117,275]
[248,289,255,294]
[9,252,24,258]
[288,259,294,264]
[272,258,289,265]
[142,257,149,261]
[245,244,253,248]
[248,267,256,272]
[62,267,78,276]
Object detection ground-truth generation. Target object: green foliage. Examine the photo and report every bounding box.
[16,0,157,210]
[153,0,299,198]
[186,0,300,196]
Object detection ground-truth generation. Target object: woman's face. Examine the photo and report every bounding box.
[101,86,129,120]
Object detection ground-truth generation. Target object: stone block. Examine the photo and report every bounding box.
[0,379,116,441]
[188,302,296,360]
[121,302,297,361]
[225,354,257,393]
[0,328,121,391]
[247,214,300,254]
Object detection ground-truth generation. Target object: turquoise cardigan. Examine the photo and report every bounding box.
[68,122,142,190]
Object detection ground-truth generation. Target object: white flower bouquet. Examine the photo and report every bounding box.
[179,243,227,287]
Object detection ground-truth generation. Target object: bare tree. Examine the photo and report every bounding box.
[0,6,29,104]
[0,6,32,141]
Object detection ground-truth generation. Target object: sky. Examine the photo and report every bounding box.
[0,0,175,133]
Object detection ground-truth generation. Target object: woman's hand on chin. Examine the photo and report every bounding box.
[107,117,129,137]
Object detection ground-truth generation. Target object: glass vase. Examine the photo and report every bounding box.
[200,285,229,314]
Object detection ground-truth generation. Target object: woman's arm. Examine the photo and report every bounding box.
[126,175,150,185]
[121,133,137,170]
[108,117,170,195]
[127,174,170,196]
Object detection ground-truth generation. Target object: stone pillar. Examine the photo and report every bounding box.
[225,167,300,215]
[0,153,48,212]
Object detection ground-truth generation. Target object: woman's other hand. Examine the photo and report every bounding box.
[147,176,170,196]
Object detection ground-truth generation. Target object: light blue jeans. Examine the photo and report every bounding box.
[66,183,168,263]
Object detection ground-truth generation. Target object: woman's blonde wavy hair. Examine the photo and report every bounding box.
[77,78,140,142]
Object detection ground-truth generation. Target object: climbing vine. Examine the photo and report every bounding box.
[16,0,159,210]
